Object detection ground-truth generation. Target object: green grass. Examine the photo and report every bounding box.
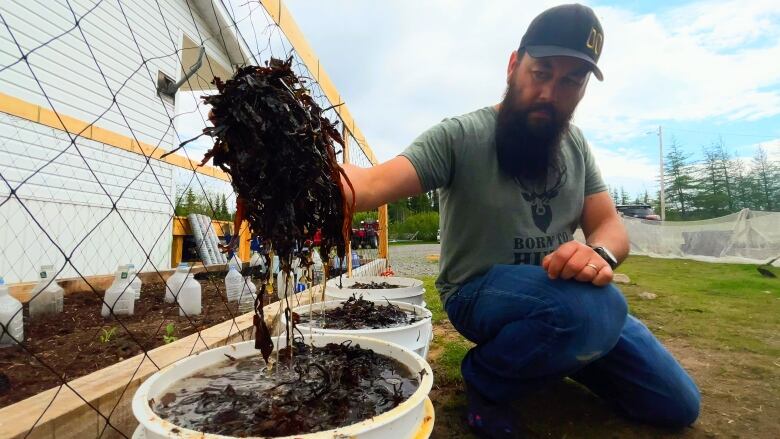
[414,255,780,437]
[618,256,779,356]
[437,339,471,384]
[417,255,780,383]
[422,276,446,323]
[389,240,439,246]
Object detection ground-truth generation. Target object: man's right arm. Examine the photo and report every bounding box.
[340,156,424,212]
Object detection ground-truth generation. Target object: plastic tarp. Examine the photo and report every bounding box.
[575,209,780,266]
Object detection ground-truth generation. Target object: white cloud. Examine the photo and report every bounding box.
[283,0,780,182]
[587,141,659,195]
[576,1,780,145]
[217,0,780,194]
[733,138,780,162]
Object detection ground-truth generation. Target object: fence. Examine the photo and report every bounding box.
[0,0,386,437]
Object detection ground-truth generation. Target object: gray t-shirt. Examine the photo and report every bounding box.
[400,106,607,303]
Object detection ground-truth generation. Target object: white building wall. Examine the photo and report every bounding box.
[0,0,240,283]
[0,113,175,283]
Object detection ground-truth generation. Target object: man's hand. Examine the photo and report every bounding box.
[542,241,613,286]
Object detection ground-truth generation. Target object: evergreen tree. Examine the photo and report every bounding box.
[619,186,630,205]
[731,158,753,210]
[664,138,695,219]
[184,188,197,215]
[752,145,778,210]
[712,138,735,212]
[694,146,730,217]
[409,193,431,213]
[219,194,229,220]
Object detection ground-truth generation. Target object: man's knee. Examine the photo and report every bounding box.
[648,384,700,429]
[555,283,628,353]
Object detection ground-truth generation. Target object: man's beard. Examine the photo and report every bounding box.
[495,83,572,185]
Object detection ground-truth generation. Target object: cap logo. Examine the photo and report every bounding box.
[586,27,603,55]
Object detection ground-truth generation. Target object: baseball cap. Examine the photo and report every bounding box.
[519,4,604,81]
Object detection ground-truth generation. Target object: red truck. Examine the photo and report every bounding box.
[351,219,379,249]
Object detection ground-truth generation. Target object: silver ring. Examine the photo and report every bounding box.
[585,263,600,272]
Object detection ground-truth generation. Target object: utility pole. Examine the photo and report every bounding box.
[657,125,665,221]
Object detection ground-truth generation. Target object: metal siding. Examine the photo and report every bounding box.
[0,113,175,283]
[0,0,238,283]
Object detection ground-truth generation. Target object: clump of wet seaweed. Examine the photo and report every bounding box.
[163,57,354,361]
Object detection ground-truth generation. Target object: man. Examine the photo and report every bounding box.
[341,4,700,438]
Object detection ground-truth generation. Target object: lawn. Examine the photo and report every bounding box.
[421,255,780,438]
[389,240,439,246]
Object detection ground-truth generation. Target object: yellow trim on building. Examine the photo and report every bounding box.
[0,91,231,182]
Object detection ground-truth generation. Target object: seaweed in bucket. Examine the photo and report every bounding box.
[295,295,420,330]
[152,340,420,437]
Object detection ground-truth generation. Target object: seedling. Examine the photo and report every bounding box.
[99,327,117,343]
[163,323,177,344]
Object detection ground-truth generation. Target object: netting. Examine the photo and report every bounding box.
[622,209,780,265]
[0,0,383,437]
[574,208,780,266]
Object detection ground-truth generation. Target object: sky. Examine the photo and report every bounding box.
[176,0,780,197]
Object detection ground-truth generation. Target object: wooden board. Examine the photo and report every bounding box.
[0,284,326,439]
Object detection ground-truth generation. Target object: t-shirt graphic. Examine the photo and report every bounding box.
[520,170,567,233]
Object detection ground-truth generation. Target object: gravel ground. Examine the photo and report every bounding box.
[387,243,441,277]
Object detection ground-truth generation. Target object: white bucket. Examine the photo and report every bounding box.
[326,276,426,307]
[285,300,434,358]
[131,334,435,439]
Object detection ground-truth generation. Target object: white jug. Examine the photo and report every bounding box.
[224,264,243,302]
[128,263,143,299]
[0,276,23,347]
[165,263,190,303]
[28,265,64,318]
[178,274,201,316]
[237,277,257,313]
[101,265,136,318]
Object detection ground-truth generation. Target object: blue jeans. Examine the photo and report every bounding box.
[445,264,700,429]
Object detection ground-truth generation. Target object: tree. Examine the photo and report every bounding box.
[694,146,730,217]
[184,188,198,215]
[712,138,735,212]
[388,199,409,223]
[610,186,619,205]
[731,158,754,210]
[752,145,778,210]
[619,186,630,205]
[219,194,229,220]
[409,193,431,213]
[663,138,696,219]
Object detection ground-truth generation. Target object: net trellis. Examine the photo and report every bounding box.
[0,0,382,437]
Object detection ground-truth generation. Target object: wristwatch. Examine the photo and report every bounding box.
[590,245,618,270]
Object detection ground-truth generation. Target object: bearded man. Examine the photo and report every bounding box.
[341,4,700,438]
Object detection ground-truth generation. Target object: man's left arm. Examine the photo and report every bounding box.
[543,191,629,286]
